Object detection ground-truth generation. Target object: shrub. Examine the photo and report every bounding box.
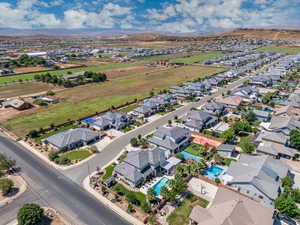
[54,155,70,165]
[0,178,14,195]
[17,203,44,225]
[48,150,59,161]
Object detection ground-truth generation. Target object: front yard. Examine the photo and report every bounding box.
[113,183,147,206]
[102,164,116,180]
[62,149,92,161]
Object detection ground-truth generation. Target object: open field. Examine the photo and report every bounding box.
[171,52,229,64]
[3,65,227,136]
[0,62,144,84]
[258,46,300,54]
[0,82,55,98]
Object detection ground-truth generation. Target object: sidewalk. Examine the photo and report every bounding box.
[83,175,144,225]
[6,219,17,225]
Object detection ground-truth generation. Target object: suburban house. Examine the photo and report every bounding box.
[149,126,191,157]
[2,98,32,110]
[249,75,273,87]
[223,154,291,208]
[92,112,132,130]
[253,109,270,122]
[284,91,300,109]
[182,110,219,132]
[43,128,100,151]
[215,96,243,109]
[114,148,166,187]
[255,131,289,146]
[133,105,154,118]
[202,102,227,116]
[256,142,297,160]
[189,186,277,225]
[268,115,300,136]
[216,144,238,158]
[231,86,260,102]
[275,105,300,120]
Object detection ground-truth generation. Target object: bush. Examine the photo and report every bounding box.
[46,90,55,96]
[54,155,70,165]
[27,130,39,138]
[0,178,14,195]
[17,203,44,225]
[48,150,59,161]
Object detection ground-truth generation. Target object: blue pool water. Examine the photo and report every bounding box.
[181,152,202,161]
[204,166,224,179]
[153,177,169,196]
[272,98,284,103]
[264,108,274,113]
[287,82,296,87]
[82,118,96,124]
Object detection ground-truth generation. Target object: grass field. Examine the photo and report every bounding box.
[258,46,300,54]
[120,104,139,113]
[62,149,92,161]
[0,62,143,84]
[0,82,54,98]
[3,65,227,136]
[171,52,229,64]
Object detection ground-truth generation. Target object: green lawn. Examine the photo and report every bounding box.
[258,46,300,54]
[120,104,139,113]
[113,183,147,206]
[184,143,206,156]
[118,152,128,162]
[34,124,76,141]
[102,164,116,180]
[62,149,92,161]
[0,62,143,84]
[171,52,229,64]
[167,195,209,225]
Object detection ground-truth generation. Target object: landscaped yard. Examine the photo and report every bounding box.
[113,183,147,206]
[3,65,227,136]
[34,124,76,141]
[258,46,300,54]
[167,194,209,225]
[102,164,116,180]
[62,149,92,161]
[184,143,206,156]
[120,104,139,113]
[171,52,229,64]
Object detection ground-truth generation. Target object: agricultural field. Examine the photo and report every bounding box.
[3,65,227,136]
[258,46,300,54]
[171,52,229,64]
[0,82,56,98]
[13,66,50,73]
[0,62,144,84]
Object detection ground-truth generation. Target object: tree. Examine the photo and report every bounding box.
[275,195,299,218]
[239,137,255,153]
[0,153,16,171]
[126,193,139,205]
[232,120,252,135]
[141,202,151,213]
[47,90,55,96]
[213,153,223,165]
[147,187,156,203]
[168,120,172,126]
[48,150,59,162]
[130,137,139,147]
[0,178,14,195]
[290,130,300,150]
[27,130,39,138]
[282,176,293,188]
[245,112,256,122]
[127,203,133,213]
[220,128,234,142]
[17,203,44,225]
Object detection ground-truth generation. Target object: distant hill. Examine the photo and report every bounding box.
[220,28,300,40]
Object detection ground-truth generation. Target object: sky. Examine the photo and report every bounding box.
[0,0,299,33]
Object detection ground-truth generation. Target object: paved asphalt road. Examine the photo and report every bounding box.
[63,75,251,184]
[0,136,129,225]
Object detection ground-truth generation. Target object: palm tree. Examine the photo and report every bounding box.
[147,188,156,203]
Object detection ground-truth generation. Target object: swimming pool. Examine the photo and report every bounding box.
[264,108,274,113]
[272,98,284,103]
[153,177,169,196]
[82,118,96,124]
[181,152,202,161]
[204,165,224,179]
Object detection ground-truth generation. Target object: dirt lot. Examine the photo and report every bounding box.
[14,66,49,73]
[3,65,227,136]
